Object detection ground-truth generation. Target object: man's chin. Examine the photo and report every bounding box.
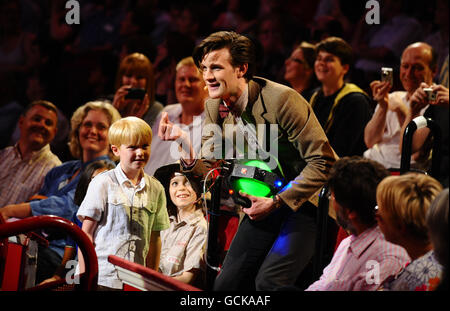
[30,141,47,151]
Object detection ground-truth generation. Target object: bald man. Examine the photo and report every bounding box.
[363,42,437,169]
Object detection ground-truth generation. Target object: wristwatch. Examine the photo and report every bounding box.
[272,194,283,209]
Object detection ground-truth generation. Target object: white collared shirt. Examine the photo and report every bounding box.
[223,84,249,117]
[76,164,169,289]
[364,91,429,169]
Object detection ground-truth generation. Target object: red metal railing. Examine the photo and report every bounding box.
[108,255,201,291]
[0,215,98,291]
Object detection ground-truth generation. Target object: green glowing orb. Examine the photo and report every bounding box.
[232,160,273,198]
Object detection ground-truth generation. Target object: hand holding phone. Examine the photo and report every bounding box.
[124,88,146,100]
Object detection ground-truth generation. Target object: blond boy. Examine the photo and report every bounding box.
[76,116,169,290]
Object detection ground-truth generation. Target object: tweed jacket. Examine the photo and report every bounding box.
[185,77,338,211]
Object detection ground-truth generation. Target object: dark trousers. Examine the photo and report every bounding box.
[213,201,317,291]
[36,245,62,284]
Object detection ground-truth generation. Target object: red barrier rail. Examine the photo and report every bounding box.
[108,255,201,291]
[0,215,98,291]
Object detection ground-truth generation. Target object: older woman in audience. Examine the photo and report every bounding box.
[376,173,443,291]
[0,100,120,284]
[112,52,163,127]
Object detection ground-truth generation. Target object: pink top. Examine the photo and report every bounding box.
[306,226,410,291]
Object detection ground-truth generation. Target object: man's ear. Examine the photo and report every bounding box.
[110,144,120,156]
[342,63,350,76]
[18,115,25,130]
[238,63,248,79]
[347,209,358,221]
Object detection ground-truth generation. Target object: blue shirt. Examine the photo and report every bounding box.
[29,155,112,257]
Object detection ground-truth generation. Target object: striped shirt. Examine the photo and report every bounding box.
[306,226,410,291]
[0,144,61,207]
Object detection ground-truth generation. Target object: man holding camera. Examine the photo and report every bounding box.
[363,42,437,170]
[399,82,449,187]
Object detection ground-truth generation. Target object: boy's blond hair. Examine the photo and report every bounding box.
[109,116,152,147]
[376,173,443,243]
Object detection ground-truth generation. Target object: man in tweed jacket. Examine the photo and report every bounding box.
[158,31,338,290]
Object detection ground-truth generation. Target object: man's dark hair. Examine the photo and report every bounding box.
[327,156,390,226]
[193,31,256,81]
[315,36,353,66]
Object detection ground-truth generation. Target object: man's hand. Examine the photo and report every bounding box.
[410,82,434,117]
[431,84,449,107]
[239,191,281,221]
[158,112,186,141]
[158,112,195,161]
[370,80,391,110]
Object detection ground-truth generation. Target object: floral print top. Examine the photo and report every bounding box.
[380,250,443,291]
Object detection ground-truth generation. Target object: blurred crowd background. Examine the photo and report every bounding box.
[1,0,448,161]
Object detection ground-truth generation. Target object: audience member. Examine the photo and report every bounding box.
[112,52,163,127]
[0,73,24,150]
[312,0,365,42]
[351,0,423,92]
[399,83,449,187]
[306,156,410,291]
[439,55,448,88]
[364,42,437,170]
[174,3,211,45]
[8,72,71,161]
[154,163,207,288]
[153,31,196,106]
[76,117,170,290]
[144,57,207,176]
[39,159,116,285]
[0,100,61,207]
[64,1,126,55]
[424,0,449,83]
[309,37,372,157]
[283,42,319,102]
[426,188,449,291]
[376,173,443,291]
[0,0,40,75]
[255,15,289,83]
[212,0,259,35]
[0,100,121,284]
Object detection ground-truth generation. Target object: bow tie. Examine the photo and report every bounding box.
[219,102,230,119]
